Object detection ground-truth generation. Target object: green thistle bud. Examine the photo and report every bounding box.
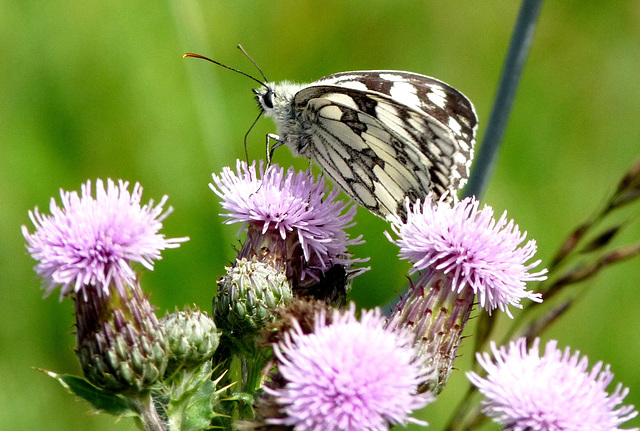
[162,306,219,372]
[213,258,292,337]
[75,283,169,394]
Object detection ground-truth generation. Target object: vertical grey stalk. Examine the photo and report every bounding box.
[463,0,545,199]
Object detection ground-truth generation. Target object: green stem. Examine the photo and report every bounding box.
[130,393,167,431]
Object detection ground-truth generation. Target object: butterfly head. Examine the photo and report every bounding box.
[253,82,305,123]
[253,86,276,113]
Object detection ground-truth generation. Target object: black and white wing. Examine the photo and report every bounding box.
[291,71,477,221]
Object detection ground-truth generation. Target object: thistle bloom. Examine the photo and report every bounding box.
[467,338,638,431]
[210,160,366,283]
[387,194,546,317]
[385,195,546,393]
[22,179,188,299]
[265,304,433,431]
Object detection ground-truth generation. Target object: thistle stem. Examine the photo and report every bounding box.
[130,393,167,431]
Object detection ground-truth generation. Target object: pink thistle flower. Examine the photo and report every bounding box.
[387,194,546,317]
[210,160,366,282]
[265,304,433,431]
[468,338,638,431]
[22,179,188,299]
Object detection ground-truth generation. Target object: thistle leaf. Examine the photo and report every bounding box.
[37,369,135,417]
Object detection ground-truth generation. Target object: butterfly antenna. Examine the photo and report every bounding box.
[243,110,263,163]
[182,53,267,88]
[237,44,269,83]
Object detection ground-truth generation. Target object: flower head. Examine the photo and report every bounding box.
[264,304,432,431]
[210,160,365,282]
[22,179,188,299]
[387,195,546,316]
[467,338,638,431]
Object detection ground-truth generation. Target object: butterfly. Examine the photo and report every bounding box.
[185,51,478,222]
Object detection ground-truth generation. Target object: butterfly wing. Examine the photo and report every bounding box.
[292,72,477,221]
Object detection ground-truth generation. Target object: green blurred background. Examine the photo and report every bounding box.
[2,1,640,429]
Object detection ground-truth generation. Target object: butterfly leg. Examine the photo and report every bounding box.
[266,133,283,166]
[248,133,281,198]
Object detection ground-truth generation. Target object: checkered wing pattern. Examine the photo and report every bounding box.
[257,70,477,221]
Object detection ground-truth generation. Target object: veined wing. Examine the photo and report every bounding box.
[293,83,476,220]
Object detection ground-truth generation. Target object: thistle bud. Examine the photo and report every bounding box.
[213,258,292,337]
[75,283,169,394]
[162,306,219,372]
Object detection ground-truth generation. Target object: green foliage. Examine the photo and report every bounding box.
[40,357,228,430]
[39,369,135,417]
[159,362,222,431]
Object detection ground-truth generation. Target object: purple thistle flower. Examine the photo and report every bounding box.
[467,338,638,431]
[387,194,546,317]
[210,160,365,281]
[265,304,433,431]
[22,179,188,299]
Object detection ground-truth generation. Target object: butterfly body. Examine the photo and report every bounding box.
[254,70,478,222]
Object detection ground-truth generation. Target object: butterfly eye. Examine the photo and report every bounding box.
[262,89,275,110]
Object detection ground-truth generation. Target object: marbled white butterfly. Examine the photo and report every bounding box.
[185,51,478,222]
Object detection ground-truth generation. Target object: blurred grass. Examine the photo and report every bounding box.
[2,1,639,430]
